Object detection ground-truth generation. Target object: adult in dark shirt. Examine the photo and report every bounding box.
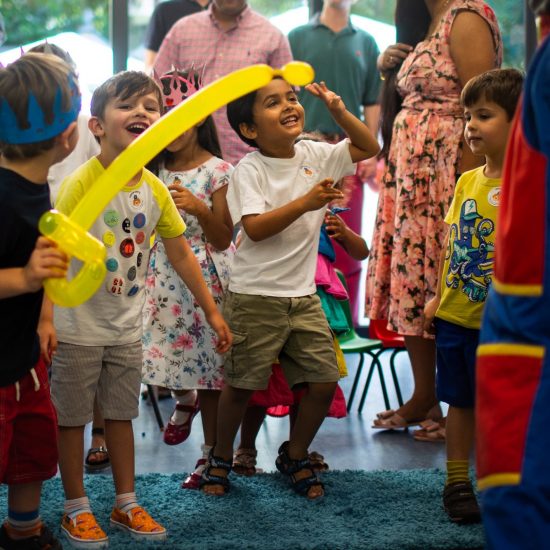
[144,0,209,72]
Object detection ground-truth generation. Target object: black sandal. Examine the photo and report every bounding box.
[85,428,110,472]
[275,441,324,498]
[199,449,232,494]
[443,481,481,524]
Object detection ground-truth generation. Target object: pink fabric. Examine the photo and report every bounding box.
[154,5,292,165]
[248,364,347,419]
[316,254,348,300]
[365,1,502,336]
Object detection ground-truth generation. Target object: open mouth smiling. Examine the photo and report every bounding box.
[126,122,149,136]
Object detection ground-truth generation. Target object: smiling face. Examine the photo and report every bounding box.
[463,96,511,162]
[241,78,305,157]
[91,91,161,159]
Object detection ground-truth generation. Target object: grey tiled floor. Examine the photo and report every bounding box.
[90,351,447,477]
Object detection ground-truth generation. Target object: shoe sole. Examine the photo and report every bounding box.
[61,525,108,549]
[110,518,167,541]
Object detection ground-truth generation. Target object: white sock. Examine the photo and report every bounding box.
[64,497,92,520]
[170,390,197,425]
[115,492,138,514]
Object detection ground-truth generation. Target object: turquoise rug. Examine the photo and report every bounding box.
[0,470,484,549]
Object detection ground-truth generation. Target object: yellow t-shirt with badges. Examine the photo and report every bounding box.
[54,157,185,346]
[435,166,500,329]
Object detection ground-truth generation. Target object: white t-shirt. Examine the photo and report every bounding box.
[226,139,355,297]
[47,114,100,202]
[54,158,185,346]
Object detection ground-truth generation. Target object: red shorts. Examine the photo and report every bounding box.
[0,358,58,484]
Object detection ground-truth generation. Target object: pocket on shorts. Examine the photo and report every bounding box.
[225,329,248,378]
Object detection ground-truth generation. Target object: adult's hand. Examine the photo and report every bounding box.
[377,43,413,73]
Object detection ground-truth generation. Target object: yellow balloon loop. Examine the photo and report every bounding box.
[40,61,315,307]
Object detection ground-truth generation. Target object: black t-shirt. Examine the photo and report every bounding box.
[0,167,51,386]
[145,0,207,52]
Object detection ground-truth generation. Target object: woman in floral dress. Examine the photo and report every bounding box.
[366,0,502,429]
[142,70,235,486]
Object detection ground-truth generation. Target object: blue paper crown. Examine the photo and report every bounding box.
[0,74,81,144]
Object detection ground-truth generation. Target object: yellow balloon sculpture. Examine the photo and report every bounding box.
[39,61,314,307]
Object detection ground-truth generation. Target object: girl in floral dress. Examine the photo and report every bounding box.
[366,0,502,430]
[142,70,235,486]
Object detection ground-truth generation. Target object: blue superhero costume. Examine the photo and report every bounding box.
[476,34,550,548]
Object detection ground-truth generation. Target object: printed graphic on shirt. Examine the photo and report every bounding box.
[445,197,497,303]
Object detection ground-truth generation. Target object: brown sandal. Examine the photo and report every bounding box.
[232,448,258,476]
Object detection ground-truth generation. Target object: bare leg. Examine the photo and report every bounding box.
[8,482,42,513]
[289,382,336,459]
[446,406,475,461]
[287,382,336,499]
[87,396,108,466]
[238,406,266,450]
[197,389,220,447]
[58,425,86,499]
[202,385,253,496]
[104,419,134,496]
[393,335,438,421]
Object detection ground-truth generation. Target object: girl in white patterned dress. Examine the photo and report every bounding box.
[142,70,234,487]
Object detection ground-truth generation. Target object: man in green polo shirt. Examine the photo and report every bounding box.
[288,0,381,323]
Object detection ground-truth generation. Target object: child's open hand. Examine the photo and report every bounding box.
[305,82,346,116]
[168,183,207,217]
[324,212,347,240]
[303,178,344,212]
[206,310,233,354]
[24,237,68,292]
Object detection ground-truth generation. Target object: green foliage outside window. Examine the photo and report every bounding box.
[0,0,528,69]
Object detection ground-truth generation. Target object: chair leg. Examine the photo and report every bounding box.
[357,352,380,413]
[146,384,165,431]
[375,350,391,411]
[389,349,404,408]
[347,353,365,412]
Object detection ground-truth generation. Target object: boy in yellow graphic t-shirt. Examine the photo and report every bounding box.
[423,68,523,525]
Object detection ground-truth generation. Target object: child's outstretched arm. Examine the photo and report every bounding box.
[0,237,68,299]
[324,212,369,261]
[162,235,232,353]
[242,178,344,242]
[306,82,380,163]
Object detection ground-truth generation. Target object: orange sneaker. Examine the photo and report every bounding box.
[110,506,166,541]
[60,512,108,549]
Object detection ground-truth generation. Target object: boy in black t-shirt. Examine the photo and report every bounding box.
[0,52,79,549]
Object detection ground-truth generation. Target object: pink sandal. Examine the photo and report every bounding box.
[181,458,206,489]
[163,399,199,446]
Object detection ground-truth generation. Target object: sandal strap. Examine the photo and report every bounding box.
[290,470,324,497]
[87,446,108,454]
[91,427,105,436]
[276,441,310,475]
[199,450,232,492]
[233,448,257,469]
[174,402,198,413]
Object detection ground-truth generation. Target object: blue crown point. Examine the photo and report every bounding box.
[0,74,81,144]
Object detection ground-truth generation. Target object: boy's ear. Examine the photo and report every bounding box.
[88,116,105,139]
[56,120,78,153]
[239,122,257,141]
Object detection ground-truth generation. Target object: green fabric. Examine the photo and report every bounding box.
[288,14,381,135]
[318,286,349,333]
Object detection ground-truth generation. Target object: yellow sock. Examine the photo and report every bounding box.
[446,460,470,486]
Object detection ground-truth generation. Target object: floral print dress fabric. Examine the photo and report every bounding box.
[365,1,501,336]
[142,156,234,390]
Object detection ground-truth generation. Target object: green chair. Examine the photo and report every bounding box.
[335,270,389,412]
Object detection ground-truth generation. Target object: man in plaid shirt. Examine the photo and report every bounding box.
[154,0,292,165]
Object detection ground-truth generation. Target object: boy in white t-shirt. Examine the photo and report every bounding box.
[200,78,380,499]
